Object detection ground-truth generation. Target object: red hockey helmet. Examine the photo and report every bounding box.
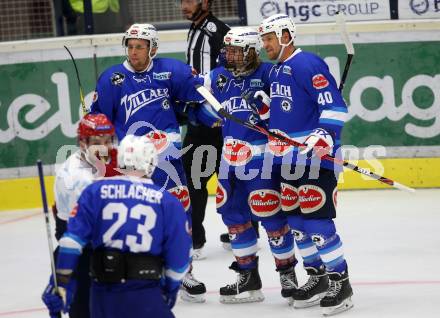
[77,113,115,139]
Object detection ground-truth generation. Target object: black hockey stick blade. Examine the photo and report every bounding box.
[64,46,87,116]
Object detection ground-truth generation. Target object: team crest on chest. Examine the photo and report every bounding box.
[111,72,125,86]
[216,74,227,92]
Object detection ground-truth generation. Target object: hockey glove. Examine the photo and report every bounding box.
[42,275,77,316]
[242,89,270,121]
[163,287,179,309]
[300,128,334,158]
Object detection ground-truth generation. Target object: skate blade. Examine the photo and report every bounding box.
[322,297,353,316]
[180,290,206,303]
[294,292,327,308]
[220,290,265,304]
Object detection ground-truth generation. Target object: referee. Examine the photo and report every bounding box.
[180,0,229,258]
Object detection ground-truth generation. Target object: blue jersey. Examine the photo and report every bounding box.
[267,49,347,169]
[90,58,204,157]
[57,176,191,291]
[204,63,272,168]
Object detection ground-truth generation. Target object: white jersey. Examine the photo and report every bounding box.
[54,151,97,221]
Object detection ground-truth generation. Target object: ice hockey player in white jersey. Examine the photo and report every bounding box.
[259,14,353,316]
[43,113,117,318]
[42,135,191,318]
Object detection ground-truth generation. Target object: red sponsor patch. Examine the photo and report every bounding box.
[216,182,227,209]
[280,183,299,212]
[145,130,169,154]
[298,185,326,214]
[168,186,190,212]
[130,29,138,35]
[332,187,337,209]
[267,129,292,156]
[312,74,329,89]
[69,205,78,217]
[248,189,281,217]
[223,139,253,166]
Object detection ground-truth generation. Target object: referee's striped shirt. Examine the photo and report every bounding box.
[186,12,230,74]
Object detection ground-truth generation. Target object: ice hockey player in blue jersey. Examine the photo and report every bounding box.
[258,14,353,315]
[90,23,217,302]
[202,27,297,303]
[42,135,192,318]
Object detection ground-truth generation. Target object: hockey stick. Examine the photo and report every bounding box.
[336,12,355,92]
[64,46,87,116]
[196,85,415,192]
[37,160,63,318]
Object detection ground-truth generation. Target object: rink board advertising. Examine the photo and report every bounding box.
[1,40,439,175]
[246,0,391,24]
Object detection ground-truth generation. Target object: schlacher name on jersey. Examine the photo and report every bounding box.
[222,96,253,114]
[121,88,169,123]
[100,183,163,204]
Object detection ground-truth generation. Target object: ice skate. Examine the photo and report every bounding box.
[278,266,298,305]
[180,272,206,303]
[219,259,264,304]
[320,271,353,316]
[293,266,328,308]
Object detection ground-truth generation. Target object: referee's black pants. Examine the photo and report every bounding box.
[182,124,259,248]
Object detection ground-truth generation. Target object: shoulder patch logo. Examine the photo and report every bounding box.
[111,72,125,86]
[216,74,227,92]
[206,22,217,33]
[312,74,329,89]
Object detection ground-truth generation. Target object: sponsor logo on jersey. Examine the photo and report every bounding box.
[332,187,337,209]
[281,99,292,112]
[145,130,170,154]
[267,129,293,156]
[223,139,253,166]
[121,88,169,123]
[312,74,329,89]
[250,79,264,88]
[168,185,190,212]
[133,74,151,84]
[111,72,125,86]
[281,183,299,211]
[248,189,281,217]
[282,65,292,75]
[216,74,227,92]
[153,72,171,80]
[162,99,170,110]
[216,182,227,209]
[222,97,253,114]
[270,82,292,98]
[298,185,326,214]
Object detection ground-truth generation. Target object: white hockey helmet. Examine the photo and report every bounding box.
[258,13,296,43]
[223,27,261,77]
[123,23,159,59]
[117,135,158,178]
[224,27,261,56]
